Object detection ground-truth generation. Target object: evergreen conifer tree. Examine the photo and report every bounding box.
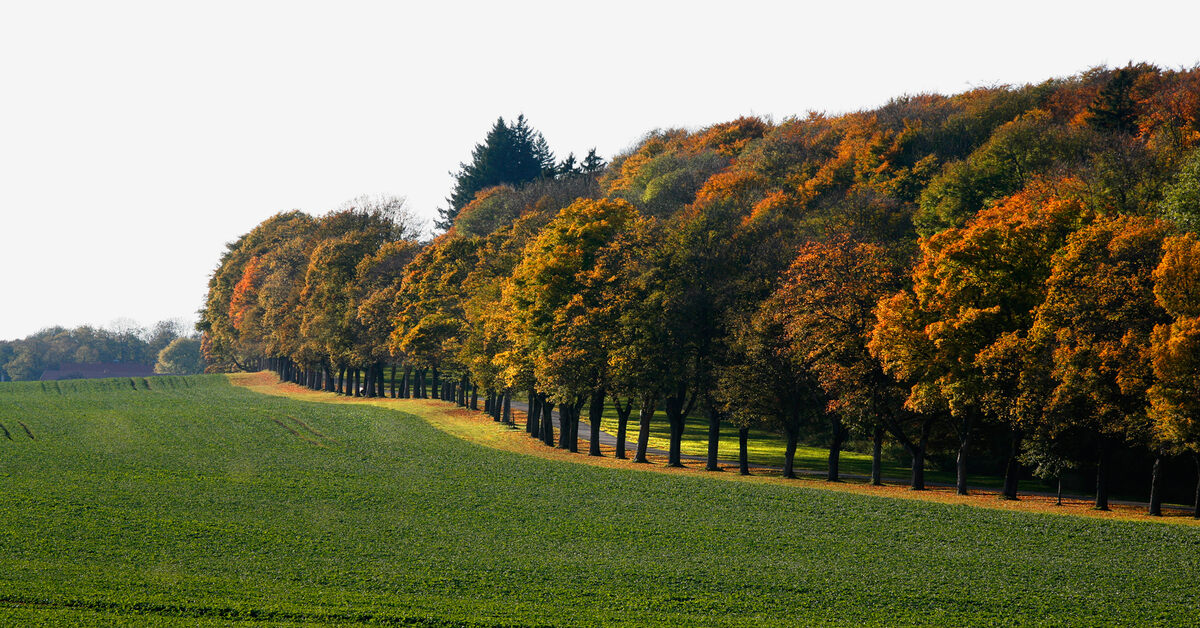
[439,115,555,230]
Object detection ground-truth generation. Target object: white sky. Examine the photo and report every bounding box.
[1,0,1198,341]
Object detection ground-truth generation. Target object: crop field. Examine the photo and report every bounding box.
[1,375,1198,626]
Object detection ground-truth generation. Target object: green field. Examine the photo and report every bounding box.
[1,375,1198,626]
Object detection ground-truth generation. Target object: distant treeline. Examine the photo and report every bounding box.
[0,321,202,380]
[202,64,1200,516]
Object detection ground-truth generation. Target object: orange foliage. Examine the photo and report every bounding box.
[229,255,264,332]
[681,116,771,157]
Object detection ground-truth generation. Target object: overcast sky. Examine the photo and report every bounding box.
[1,0,1198,341]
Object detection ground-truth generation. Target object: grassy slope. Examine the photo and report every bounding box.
[0,375,1198,626]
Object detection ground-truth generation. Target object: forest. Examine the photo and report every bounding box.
[199,64,1200,516]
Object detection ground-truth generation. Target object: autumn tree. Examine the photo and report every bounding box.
[717,295,826,479]
[1149,233,1200,516]
[775,237,908,483]
[1023,215,1172,510]
[881,189,1088,496]
[505,198,642,455]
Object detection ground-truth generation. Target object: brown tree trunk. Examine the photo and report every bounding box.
[558,404,571,449]
[782,421,798,479]
[911,418,933,490]
[634,394,655,464]
[588,389,605,457]
[568,399,583,453]
[705,402,721,472]
[828,416,846,482]
[667,416,684,467]
[614,397,632,460]
[503,390,512,426]
[1095,438,1110,511]
[1001,429,1021,500]
[955,414,973,496]
[871,425,883,486]
[910,447,926,491]
[1149,450,1163,517]
[390,365,397,398]
[1193,453,1200,519]
[529,392,542,438]
[738,427,750,475]
[664,389,690,468]
[541,399,555,447]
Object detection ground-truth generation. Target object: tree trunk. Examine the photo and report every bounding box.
[431,367,440,401]
[664,390,689,468]
[502,390,512,426]
[588,389,605,457]
[1149,450,1163,517]
[955,414,973,496]
[402,365,411,398]
[1193,453,1200,519]
[1057,477,1063,506]
[634,394,655,464]
[667,416,684,467]
[827,416,846,482]
[530,393,540,437]
[614,397,632,460]
[910,447,926,491]
[558,404,571,449]
[738,427,750,475]
[1095,438,1110,511]
[541,399,555,447]
[390,365,397,398]
[782,422,798,479]
[470,384,478,411]
[871,425,883,486]
[705,403,721,472]
[529,392,542,438]
[568,400,583,453]
[377,363,386,398]
[1001,429,1021,500]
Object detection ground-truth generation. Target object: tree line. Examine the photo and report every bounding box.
[0,319,202,380]
[201,64,1200,516]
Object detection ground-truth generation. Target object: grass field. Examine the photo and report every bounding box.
[1,375,1199,626]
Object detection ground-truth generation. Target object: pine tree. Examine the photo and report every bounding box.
[557,152,579,177]
[581,147,606,175]
[439,115,555,230]
[1087,65,1144,136]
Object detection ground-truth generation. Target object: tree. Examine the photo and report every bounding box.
[581,148,606,175]
[154,337,205,375]
[775,237,908,483]
[1148,233,1200,516]
[1157,147,1200,232]
[1023,215,1172,510]
[717,295,826,479]
[441,115,555,230]
[505,198,642,455]
[885,189,1087,496]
